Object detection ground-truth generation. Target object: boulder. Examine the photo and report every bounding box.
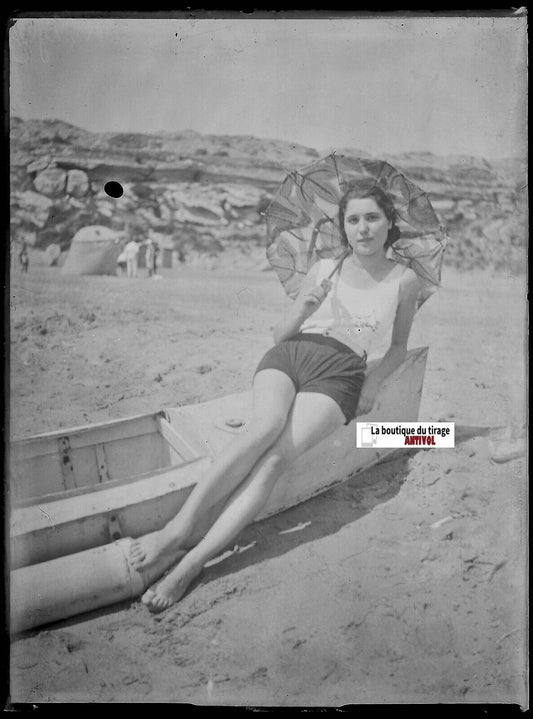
[66,196,87,210]
[431,199,456,213]
[174,205,224,226]
[113,190,138,213]
[157,202,173,223]
[483,219,506,243]
[219,183,264,207]
[27,157,53,174]
[11,227,37,247]
[33,168,67,197]
[95,198,114,218]
[66,169,90,198]
[137,207,167,228]
[11,190,54,228]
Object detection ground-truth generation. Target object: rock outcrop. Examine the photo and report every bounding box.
[10,118,527,272]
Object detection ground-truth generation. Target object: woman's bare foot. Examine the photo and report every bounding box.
[129,527,186,580]
[141,557,202,614]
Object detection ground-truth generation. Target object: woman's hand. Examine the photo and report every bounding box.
[357,374,380,416]
[273,273,331,344]
[299,279,332,320]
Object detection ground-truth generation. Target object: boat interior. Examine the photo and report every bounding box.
[10,410,208,507]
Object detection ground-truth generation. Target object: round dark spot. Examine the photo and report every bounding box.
[104,181,123,198]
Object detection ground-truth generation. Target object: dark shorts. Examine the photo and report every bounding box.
[254,333,367,425]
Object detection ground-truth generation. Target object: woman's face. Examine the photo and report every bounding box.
[343,197,392,257]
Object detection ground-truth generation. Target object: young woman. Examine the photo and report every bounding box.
[130,180,421,612]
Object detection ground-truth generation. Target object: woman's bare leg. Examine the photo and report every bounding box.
[141,391,345,612]
[130,369,296,578]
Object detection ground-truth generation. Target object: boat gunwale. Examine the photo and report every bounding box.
[11,410,164,446]
[10,454,208,510]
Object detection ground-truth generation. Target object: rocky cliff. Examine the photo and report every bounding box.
[10,118,527,272]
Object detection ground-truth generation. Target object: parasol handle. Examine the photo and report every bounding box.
[327,249,351,281]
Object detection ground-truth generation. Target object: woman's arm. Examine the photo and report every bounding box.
[273,263,332,344]
[357,268,420,415]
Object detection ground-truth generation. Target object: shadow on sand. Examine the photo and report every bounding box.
[183,424,493,590]
[200,453,411,584]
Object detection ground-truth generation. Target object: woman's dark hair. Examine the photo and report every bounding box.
[338,179,401,249]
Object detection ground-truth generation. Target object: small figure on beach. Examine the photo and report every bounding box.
[124,239,140,278]
[145,239,155,278]
[18,242,29,273]
[130,180,422,613]
[152,240,159,276]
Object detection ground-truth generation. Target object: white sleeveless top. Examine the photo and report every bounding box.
[299,258,406,360]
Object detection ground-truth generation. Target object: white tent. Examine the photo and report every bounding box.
[61,226,122,275]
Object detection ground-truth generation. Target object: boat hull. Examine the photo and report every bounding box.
[10,347,428,632]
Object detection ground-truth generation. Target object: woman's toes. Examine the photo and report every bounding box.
[141,588,153,601]
[153,596,172,613]
[129,549,145,568]
[129,540,143,558]
[141,589,157,606]
[141,589,172,614]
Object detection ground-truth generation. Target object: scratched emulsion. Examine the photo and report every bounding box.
[38,507,55,528]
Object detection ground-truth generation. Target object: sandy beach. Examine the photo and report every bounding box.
[8,258,528,706]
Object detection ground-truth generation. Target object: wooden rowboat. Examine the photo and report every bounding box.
[9,346,428,633]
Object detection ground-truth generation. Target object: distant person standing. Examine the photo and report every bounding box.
[124,239,139,278]
[153,241,159,276]
[18,242,29,273]
[145,239,155,278]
